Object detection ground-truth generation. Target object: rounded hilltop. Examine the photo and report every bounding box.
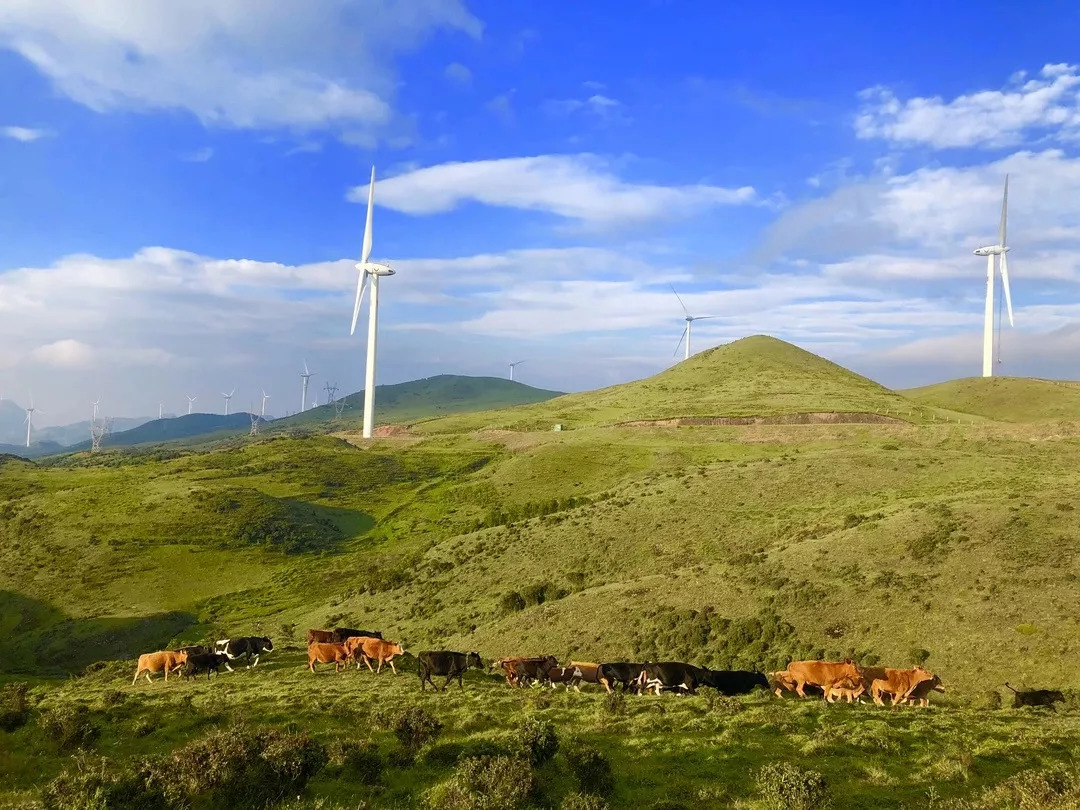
[419,335,916,432]
[904,376,1080,423]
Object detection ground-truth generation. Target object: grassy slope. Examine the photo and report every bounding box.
[903,376,1080,422]
[416,336,922,433]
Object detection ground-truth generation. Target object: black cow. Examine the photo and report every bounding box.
[597,662,648,694]
[332,628,383,644]
[181,652,229,680]
[1006,683,1066,709]
[215,637,274,670]
[639,662,709,695]
[418,650,484,691]
[700,669,771,695]
[176,645,213,657]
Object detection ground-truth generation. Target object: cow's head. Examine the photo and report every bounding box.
[175,650,189,664]
[840,660,863,680]
[467,652,484,670]
[388,642,404,657]
[261,637,274,652]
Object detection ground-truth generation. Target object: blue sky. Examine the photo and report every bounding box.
[3,0,1080,425]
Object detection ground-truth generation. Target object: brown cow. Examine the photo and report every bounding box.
[307,642,350,673]
[824,682,866,703]
[306,629,334,646]
[132,650,188,685]
[568,661,601,691]
[903,674,946,707]
[871,667,939,706]
[345,636,404,674]
[783,660,864,698]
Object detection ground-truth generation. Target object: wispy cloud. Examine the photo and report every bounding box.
[856,63,1080,148]
[1,125,52,142]
[181,146,214,163]
[353,154,758,225]
[444,62,472,86]
[543,93,631,124]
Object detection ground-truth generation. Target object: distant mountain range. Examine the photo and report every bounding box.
[0,399,154,447]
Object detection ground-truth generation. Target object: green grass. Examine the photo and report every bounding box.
[903,376,1080,422]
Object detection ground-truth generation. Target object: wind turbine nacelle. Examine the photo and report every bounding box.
[973,245,1007,256]
[356,261,395,277]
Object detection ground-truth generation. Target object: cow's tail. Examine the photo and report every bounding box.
[1005,682,1019,694]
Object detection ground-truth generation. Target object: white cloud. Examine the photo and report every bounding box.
[0,0,481,138]
[1,125,51,142]
[486,90,515,123]
[353,154,758,225]
[444,62,472,85]
[182,146,214,163]
[856,63,1080,148]
[30,339,94,367]
[543,93,628,123]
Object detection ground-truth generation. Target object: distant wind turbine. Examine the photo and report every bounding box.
[261,390,271,418]
[222,387,236,416]
[24,394,39,448]
[300,360,315,412]
[509,360,526,382]
[349,165,396,439]
[671,285,718,361]
[91,398,100,422]
[186,395,197,415]
[973,175,1015,377]
[158,402,164,419]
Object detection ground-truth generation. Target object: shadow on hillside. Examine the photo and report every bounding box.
[0,590,196,675]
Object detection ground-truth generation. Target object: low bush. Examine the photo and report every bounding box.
[391,705,443,758]
[328,739,383,785]
[757,762,832,810]
[425,755,534,810]
[0,682,30,732]
[602,690,626,716]
[565,743,615,797]
[39,704,100,750]
[498,591,527,615]
[513,717,558,767]
[42,756,160,810]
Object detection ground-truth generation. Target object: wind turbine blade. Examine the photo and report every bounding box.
[361,166,375,265]
[670,285,691,317]
[999,174,1009,247]
[693,315,719,321]
[350,272,370,335]
[1001,252,1014,327]
[673,325,688,357]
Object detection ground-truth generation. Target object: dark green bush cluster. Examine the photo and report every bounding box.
[499,580,571,614]
[498,591,527,615]
[328,739,383,785]
[187,488,341,553]
[565,743,614,798]
[477,495,594,530]
[757,762,832,810]
[513,717,559,767]
[701,688,743,715]
[425,754,535,809]
[387,705,443,760]
[39,704,100,750]
[0,682,31,732]
[955,765,1079,809]
[42,755,159,810]
[632,608,816,671]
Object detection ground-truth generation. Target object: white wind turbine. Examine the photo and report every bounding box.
[222,387,236,416]
[260,390,271,418]
[973,175,1015,377]
[508,360,525,382]
[349,166,395,439]
[24,394,39,448]
[158,402,164,420]
[300,360,315,412]
[91,398,100,422]
[671,285,717,361]
[186,395,197,415]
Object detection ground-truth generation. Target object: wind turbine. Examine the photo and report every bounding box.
[973,175,1015,377]
[222,387,236,416]
[349,166,396,439]
[186,395,197,415]
[24,395,38,448]
[260,390,271,417]
[300,360,315,412]
[91,398,100,422]
[508,360,526,382]
[671,285,718,361]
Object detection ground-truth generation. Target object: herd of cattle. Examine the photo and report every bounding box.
[126,627,985,708]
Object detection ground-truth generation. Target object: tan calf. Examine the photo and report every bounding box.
[132,650,188,685]
[307,642,350,673]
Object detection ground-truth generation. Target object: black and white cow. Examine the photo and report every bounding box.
[214,636,274,670]
[639,662,709,695]
[597,662,648,693]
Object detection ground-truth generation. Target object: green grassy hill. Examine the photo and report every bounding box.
[64,412,256,452]
[417,336,919,433]
[272,374,563,431]
[903,376,1080,422]
[6,337,1080,806]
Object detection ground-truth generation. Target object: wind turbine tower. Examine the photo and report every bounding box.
[349,166,396,439]
[222,387,236,416]
[23,396,38,448]
[260,390,271,418]
[186,395,197,415]
[158,402,164,419]
[973,175,1015,377]
[91,398,100,422]
[509,360,525,382]
[300,361,315,412]
[671,285,718,361]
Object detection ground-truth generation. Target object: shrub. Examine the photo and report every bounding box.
[392,705,443,757]
[513,717,558,767]
[99,689,126,709]
[39,704,100,750]
[329,740,383,785]
[909,648,931,666]
[0,682,31,732]
[566,744,615,797]
[144,726,327,809]
[757,762,832,810]
[562,794,610,810]
[280,623,297,643]
[426,755,534,809]
[701,688,742,716]
[522,582,552,606]
[42,755,160,810]
[498,591,527,615]
[602,690,626,717]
